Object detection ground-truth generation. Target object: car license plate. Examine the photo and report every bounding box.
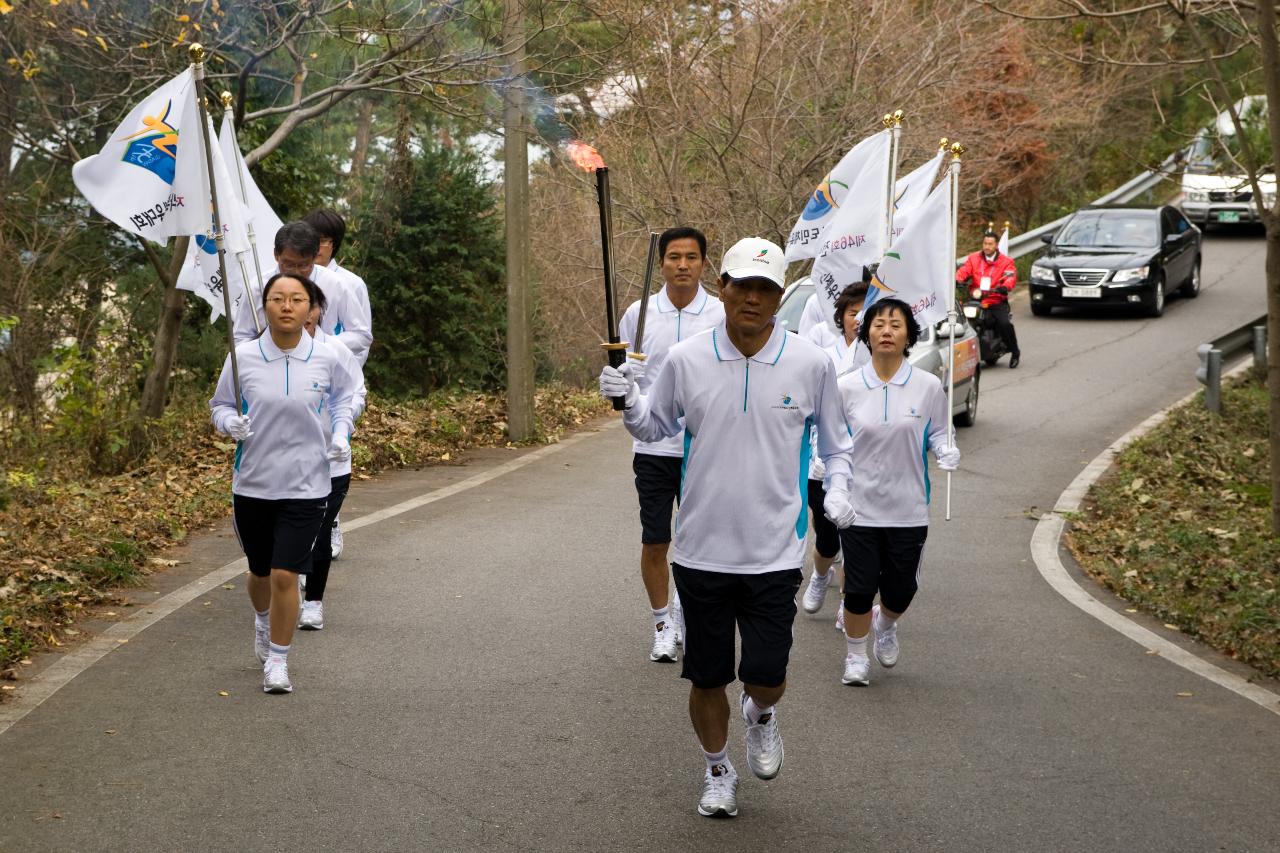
[1063,287,1101,298]
[1216,211,1241,223]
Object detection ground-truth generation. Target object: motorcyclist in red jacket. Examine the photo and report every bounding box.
[956,230,1021,368]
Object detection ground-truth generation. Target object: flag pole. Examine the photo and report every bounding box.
[945,141,964,521]
[190,44,242,414]
[883,110,904,249]
[219,91,264,336]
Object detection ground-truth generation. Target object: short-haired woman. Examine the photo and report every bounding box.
[210,272,358,694]
[835,298,959,686]
[801,283,871,618]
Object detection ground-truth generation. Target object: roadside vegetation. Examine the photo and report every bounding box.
[1068,372,1279,678]
[0,387,608,683]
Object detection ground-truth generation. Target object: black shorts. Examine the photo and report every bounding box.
[806,479,840,559]
[672,564,802,690]
[633,453,683,545]
[838,525,928,615]
[232,494,329,577]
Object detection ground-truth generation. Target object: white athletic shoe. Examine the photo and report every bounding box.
[254,622,270,664]
[697,763,739,818]
[871,604,899,667]
[330,516,343,560]
[835,605,845,632]
[298,600,324,631]
[650,620,678,662]
[263,657,293,694]
[842,653,871,686]
[670,592,684,647]
[801,568,832,613]
[740,693,784,780]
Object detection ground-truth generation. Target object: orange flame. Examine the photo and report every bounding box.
[565,140,605,172]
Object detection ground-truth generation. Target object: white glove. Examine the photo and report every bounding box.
[823,487,857,529]
[810,456,826,480]
[936,444,961,472]
[225,415,252,441]
[598,363,640,408]
[626,354,647,387]
[327,433,351,463]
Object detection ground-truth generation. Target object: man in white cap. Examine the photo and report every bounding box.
[600,237,856,819]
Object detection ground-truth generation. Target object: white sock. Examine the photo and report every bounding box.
[703,747,733,775]
[814,566,832,579]
[267,642,289,662]
[875,608,898,632]
[652,606,669,630]
[743,696,774,724]
[846,633,869,658]
[254,609,269,628]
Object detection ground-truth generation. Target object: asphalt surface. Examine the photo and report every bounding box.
[1,230,1276,852]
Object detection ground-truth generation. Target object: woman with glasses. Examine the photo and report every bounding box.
[834,297,959,687]
[210,272,358,695]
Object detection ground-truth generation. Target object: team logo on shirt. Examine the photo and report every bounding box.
[905,406,922,419]
[772,393,799,411]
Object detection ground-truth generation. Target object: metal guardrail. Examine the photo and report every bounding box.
[1196,314,1267,412]
[997,150,1182,262]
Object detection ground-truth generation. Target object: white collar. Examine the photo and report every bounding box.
[711,319,788,364]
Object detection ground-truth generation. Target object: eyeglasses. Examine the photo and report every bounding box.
[266,296,311,307]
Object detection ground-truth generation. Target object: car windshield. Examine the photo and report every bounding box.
[776,282,813,332]
[1055,211,1158,249]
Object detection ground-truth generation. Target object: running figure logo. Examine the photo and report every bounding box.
[119,101,179,184]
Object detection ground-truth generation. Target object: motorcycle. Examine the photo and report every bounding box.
[961,282,1011,367]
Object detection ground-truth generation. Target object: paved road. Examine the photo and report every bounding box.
[1,232,1276,852]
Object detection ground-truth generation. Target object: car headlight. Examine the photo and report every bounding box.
[1185,190,1209,203]
[1030,264,1055,283]
[1111,265,1150,283]
[963,305,979,319]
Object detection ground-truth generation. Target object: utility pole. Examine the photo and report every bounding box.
[503,0,534,442]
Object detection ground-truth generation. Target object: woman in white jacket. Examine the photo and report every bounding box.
[835,297,959,687]
[210,272,357,695]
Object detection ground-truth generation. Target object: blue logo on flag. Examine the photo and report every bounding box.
[801,177,846,221]
[119,101,179,184]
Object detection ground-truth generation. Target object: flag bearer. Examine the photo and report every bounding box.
[834,297,959,687]
[600,237,855,819]
[211,272,358,694]
[297,298,367,631]
[303,208,375,560]
[617,227,724,663]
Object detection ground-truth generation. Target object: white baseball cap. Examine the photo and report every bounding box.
[720,237,786,290]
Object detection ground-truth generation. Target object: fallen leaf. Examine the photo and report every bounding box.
[1176,692,1193,698]
[202,602,211,607]
[217,690,229,697]
[1125,608,1138,613]
[1162,623,1178,630]
[1,685,15,691]
[148,558,178,567]
[1145,649,1159,655]
[116,638,128,644]
[104,729,116,735]
[1123,569,1138,578]
[221,584,234,590]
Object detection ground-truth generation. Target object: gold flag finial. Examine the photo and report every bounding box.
[987,221,995,232]
[939,137,949,150]
[1003,220,1011,232]
[188,43,206,64]
[882,113,893,128]
[892,109,904,125]
[950,141,965,160]
[220,91,234,109]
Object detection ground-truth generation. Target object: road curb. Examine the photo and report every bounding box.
[1030,359,1280,718]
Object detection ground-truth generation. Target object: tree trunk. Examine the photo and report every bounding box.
[504,0,535,442]
[349,98,375,205]
[1255,0,1280,535]
[137,237,191,421]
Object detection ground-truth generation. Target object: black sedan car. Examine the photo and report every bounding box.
[1028,204,1201,317]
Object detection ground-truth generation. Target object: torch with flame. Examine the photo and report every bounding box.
[569,140,628,411]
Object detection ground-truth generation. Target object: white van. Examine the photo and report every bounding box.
[1180,95,1275,226]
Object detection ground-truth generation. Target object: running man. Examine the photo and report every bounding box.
[617,226,724,662]
[600,237,855,818]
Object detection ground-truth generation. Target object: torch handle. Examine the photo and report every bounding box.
[605,341,627,410]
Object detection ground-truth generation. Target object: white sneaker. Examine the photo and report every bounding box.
[298,600,324,630]
[871,604,899,667]
[254,621,270,664]
[650,620,678,662]
[670,592,684,647]
[835,605,845,632]
[740,693,784,780]
[801,568,832,613]
[842,653,871,686]
[263,657,293,694]
[330,516,343,560]
[697,763,739,818]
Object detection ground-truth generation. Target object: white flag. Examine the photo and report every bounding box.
[785,130,892,262]
[71,69,207,242]
[998,225,1010,256]
[176,115,252,323]
[806,132,893,326]
[863,171,952,327]
[219,113,283,276]
[890,149,945,239]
